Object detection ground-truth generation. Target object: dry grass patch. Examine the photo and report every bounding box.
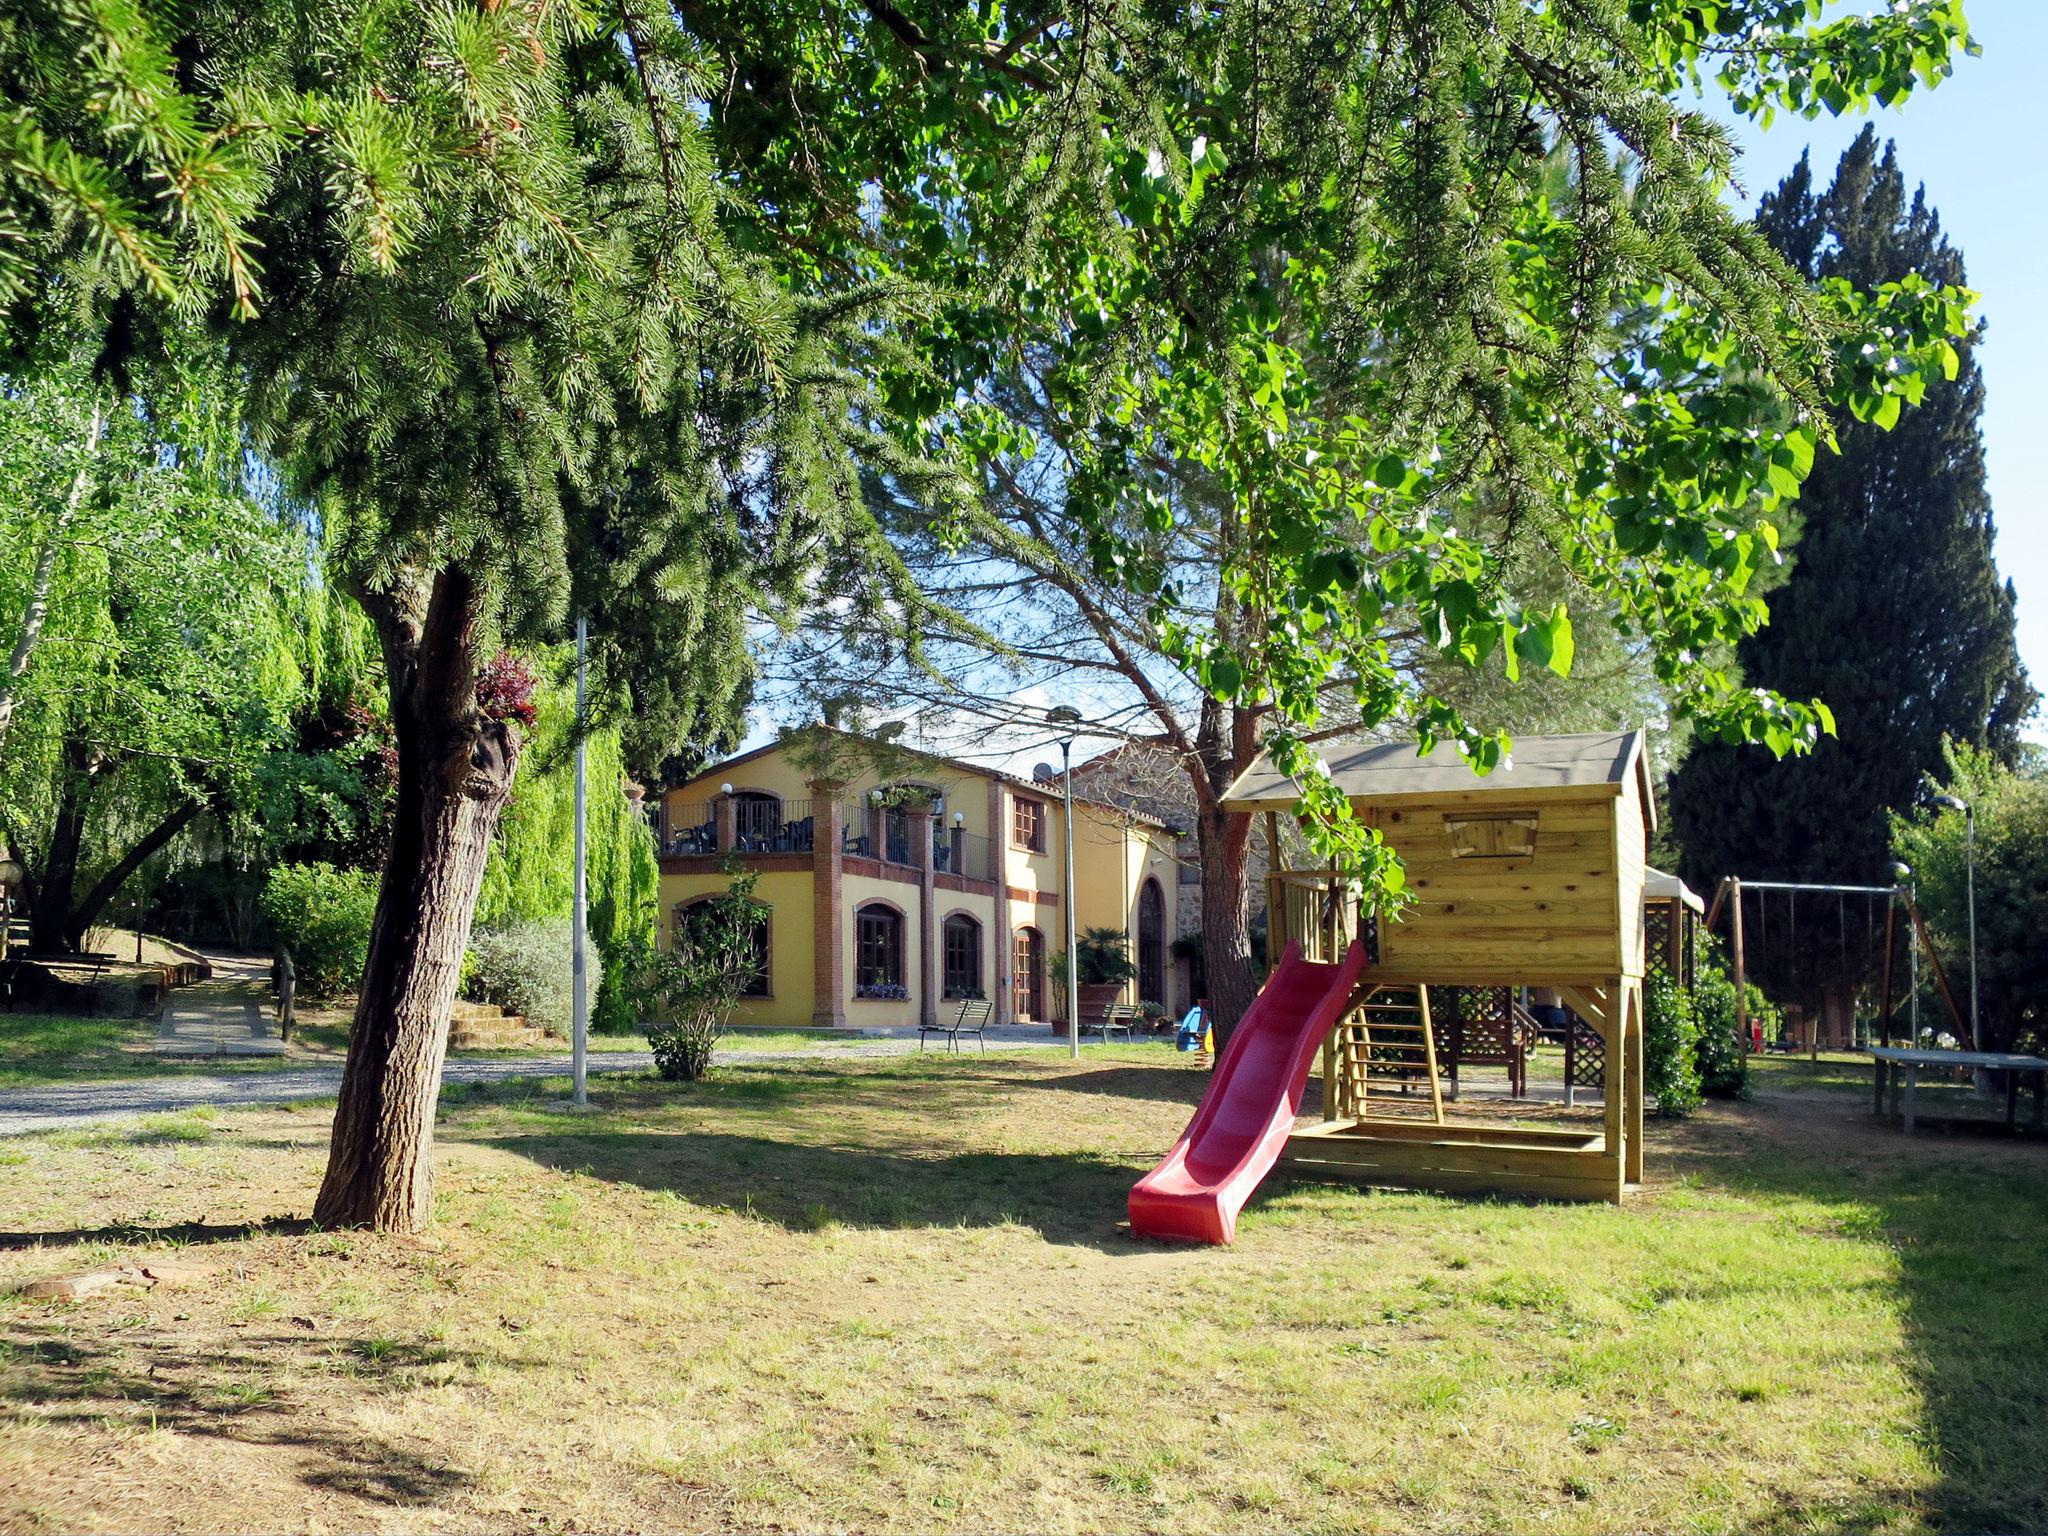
[1,1048,2044,1533]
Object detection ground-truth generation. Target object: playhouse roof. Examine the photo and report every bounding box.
[1221,729,1653,824]
[1644,866,1705,913]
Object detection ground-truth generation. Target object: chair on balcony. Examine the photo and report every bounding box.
[668,823,715,856]
[920,997,993,1054]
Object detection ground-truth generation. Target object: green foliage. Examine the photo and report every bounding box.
[1643,973,1704,1118]
[1670,130,2033,1005]
[644,866,761,1082]
[1075,928,1138,988]
[463,919,600,1038]
[473,666,659,1033]
[1693,938,1771,1099]
[1892,742,2048,1053]
[259,862,377,997]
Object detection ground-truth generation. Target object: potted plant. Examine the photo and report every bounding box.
[1049,926,1137,1035]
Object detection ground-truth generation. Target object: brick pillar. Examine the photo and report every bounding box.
[715,792,737,855]
[908,806,938,1027]
[810,780,845,1028]
[989,779,1010,1024]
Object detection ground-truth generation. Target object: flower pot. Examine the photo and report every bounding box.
[1062,981,1125,1034]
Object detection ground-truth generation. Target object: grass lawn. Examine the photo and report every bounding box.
[2,1049,2044,1533]
[0,1014,162,1089]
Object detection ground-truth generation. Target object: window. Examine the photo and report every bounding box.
[855,903,905,993]
[943,914,983,998]
[675,899,771,997]
[1012,796,1046,852]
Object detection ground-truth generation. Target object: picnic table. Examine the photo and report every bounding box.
[1866,1046,2048,1135]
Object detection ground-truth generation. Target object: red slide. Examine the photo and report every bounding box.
[1129,940,1368,1245]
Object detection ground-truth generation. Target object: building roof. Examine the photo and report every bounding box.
[1644,866,1705,914]
[670,726,1172,830]
[1221,729,1653,826]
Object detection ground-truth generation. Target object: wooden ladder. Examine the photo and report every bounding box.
[1338,985,1446,1124]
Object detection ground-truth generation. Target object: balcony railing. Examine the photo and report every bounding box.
[935,829,993,883]
[734,798,815,854]
[664,803,715,856]
[663,798,815,857]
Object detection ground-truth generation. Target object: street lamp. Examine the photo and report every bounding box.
[1889,861,1918,1044]
[1929,795,1978,1047]
[1047,705,1083,1062]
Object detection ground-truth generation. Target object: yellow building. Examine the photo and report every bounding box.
[656,729,1183,1030]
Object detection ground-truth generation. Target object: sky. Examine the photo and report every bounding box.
[1712,0,2048,707]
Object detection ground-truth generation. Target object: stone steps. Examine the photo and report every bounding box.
[448,998,548,1051]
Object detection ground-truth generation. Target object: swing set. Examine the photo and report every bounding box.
[1701,877,1970,1055]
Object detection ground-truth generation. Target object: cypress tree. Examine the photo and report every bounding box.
[1670,127,2036,1005]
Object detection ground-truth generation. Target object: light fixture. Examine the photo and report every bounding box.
[953,811,965,826]
[720,781,734,796]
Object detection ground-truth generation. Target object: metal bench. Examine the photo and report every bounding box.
[920,997,993,1054]
[1084,1001,1142,1044]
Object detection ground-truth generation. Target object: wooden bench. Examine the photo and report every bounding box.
[920,997,993,1054]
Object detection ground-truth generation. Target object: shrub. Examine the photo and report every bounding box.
[645,867,761,1081]
[593,933,652,1034]
[259,862,378,996]
[464,918,601,1036]
[1642,972,1703,1117]
[1076,926,1138,985]
[1692,940,1756,1099]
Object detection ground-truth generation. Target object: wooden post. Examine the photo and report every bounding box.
[1264,811,1282,976]
[1625,981,1645,1184]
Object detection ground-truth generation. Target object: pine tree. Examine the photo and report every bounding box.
[1670,126,2036,1006]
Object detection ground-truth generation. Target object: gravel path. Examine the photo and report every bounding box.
[0,1032,1069,1137]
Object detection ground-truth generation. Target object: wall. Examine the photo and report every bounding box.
[1365,790,1637,984]
[842,870,922,1029]
[656,867,816,1028]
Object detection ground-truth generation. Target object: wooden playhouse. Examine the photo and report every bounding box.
[1224,730,1653,1202]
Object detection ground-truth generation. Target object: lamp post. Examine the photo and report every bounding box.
[1890,862,1919,1044]
[571,615,589,1107]
[1048,705,1083,1061]
[1929,794,1978,1047]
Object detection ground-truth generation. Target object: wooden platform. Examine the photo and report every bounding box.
[1280,1117,1625,1203]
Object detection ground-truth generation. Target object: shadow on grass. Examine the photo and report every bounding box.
[983,1062,1213,1106]
[1661,1096,2048,1533]
[500,1129,1151,1252]
[0,1327,495,1505]
[0,1216,315,1252]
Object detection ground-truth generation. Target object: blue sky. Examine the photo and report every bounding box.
[1712,0,2047,706]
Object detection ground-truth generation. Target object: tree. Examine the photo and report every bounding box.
[8,1,1977,1222]
[1669,127,2035,1009]
[0,354,326,954]
[1891,742,2048,1054]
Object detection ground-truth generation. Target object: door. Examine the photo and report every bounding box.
[1138,878,1165,1006]
[1012,927,1044,1021]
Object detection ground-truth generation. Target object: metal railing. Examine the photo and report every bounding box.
[733,798,815,855]
[664,803,715,856]
[935,829,993,883]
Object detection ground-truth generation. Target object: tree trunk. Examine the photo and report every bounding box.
[313,567,519,1234]
[63,797,204,951]
[0,405,105,758]
[25,736,97,954]
[1197,801,1260,1049]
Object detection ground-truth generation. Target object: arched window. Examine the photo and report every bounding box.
[942,913,983,999]
[1012,926,1044,1021]
[674,898,772,998]
[855,903,905,992]
[1138,877,1166,1006]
